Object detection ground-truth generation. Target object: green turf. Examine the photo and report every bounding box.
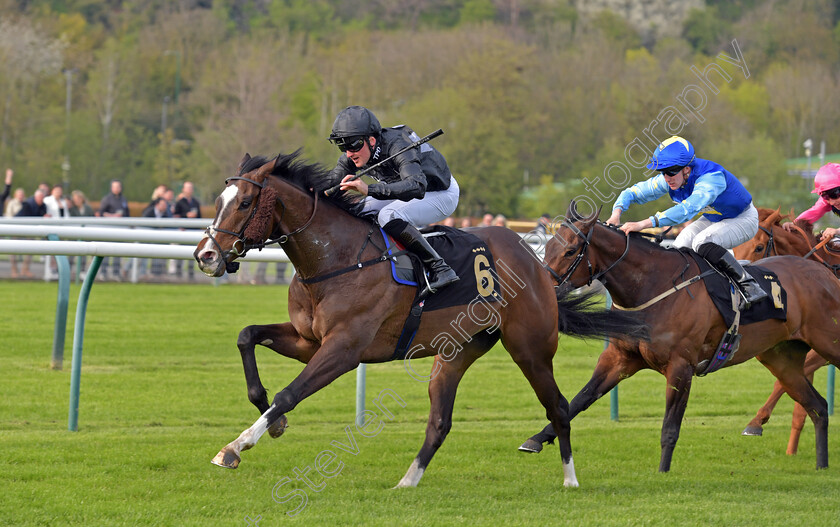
[1,281,838,526]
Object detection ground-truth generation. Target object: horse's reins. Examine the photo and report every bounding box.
[768,222,840,275]
[208,175,406,283]
[555,220,712,311]
[203,175,318,272]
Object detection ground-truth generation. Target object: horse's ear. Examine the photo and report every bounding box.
[767,209,781,226]
[566,200,598,224]
[566,200,579,221]
[237,153,252,173]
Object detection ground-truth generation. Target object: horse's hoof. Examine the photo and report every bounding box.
[211,448,241,469]
[742,426,763,436]
[518,439,543,453]
[268,414,288,439]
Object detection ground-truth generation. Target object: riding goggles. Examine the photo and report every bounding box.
[660,166,684,177]
[333,136,366,153]
[820,187,840,200]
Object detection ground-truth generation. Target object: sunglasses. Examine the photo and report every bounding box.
[333,136,366,153]
[821,187,840,200]
[660,166,684,177]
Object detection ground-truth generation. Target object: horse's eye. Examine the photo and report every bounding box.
[564,248,577,257]
[239,199,252,210]
[755,245,763,253]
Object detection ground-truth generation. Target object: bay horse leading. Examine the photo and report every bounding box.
[734,207,837,452]
[519,201,840,472]
[193,152,647,488]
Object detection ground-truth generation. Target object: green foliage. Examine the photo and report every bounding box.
[263,0,339,40]
[459,0,496,25]
[590,9,641,51]
[682,7,732,55]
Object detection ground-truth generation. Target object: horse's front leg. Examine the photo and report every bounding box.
[237,322,319,437]
[658,360,694,472]
[213,333,365,469]
[518,342,644,453]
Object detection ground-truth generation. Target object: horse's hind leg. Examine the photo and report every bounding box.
[518,341,644,454]
[502,327,589,487]
[743,349,826,438]
[787,351,831,455]
[658,359,695,473]
[396,344,487,488]
[757,345,829,469]
[742,381,786,436]
[237,322,318,437]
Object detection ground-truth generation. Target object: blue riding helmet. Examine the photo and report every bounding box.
[646,136,696,171]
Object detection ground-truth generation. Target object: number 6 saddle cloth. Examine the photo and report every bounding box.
[383,225,504,311]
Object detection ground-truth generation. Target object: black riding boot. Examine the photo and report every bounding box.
[698,242,768,308]
[383,218,459,294]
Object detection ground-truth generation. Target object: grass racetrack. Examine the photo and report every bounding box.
[1,280,839,526]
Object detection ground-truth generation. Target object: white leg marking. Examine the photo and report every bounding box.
[563,456,579,488]
[394,458,425,488]
[230,413,271,455]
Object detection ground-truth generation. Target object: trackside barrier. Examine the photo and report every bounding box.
[2,219,830,432]
[0,219,291,431]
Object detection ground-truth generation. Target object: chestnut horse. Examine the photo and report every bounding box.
[193,153,647,488]
[733,208,837,453]
[518,201,840,472]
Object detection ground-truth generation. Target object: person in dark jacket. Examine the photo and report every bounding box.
[97,179,130,280]
[327,105,459,294]
[15,189,48,217]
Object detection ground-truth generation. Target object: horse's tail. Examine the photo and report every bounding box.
[556,287,649,342]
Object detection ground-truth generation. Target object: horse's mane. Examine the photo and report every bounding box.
[242,151,366,217]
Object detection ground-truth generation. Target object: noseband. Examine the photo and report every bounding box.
[203,175,318,273]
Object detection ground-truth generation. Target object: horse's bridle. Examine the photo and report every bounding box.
[553,220,630,287]
[203,175,318,273]
[757,225,776,258]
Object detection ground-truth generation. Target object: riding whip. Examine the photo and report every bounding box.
[325,128,444,197]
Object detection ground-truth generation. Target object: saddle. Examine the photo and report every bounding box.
[382,225,505,360]
[384,225,503,311]
[688,253,787,376]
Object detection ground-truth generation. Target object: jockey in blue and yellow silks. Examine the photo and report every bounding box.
[608,135,768,307]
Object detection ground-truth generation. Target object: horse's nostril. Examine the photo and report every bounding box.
[199,250,216,262]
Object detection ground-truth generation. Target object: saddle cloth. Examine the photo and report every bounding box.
[383,225,503,311]
[687,252,787,327]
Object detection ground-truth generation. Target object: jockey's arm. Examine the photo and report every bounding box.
[367,147,427,201]
[612,175,670,215]
[651,172,725,227]
[795,197,832,225]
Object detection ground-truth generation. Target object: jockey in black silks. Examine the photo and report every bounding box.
[327,105,459,294]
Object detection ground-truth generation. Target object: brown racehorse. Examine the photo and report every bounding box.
[192,153,647,488]
[734,207,837,453]
[518,201,840,472]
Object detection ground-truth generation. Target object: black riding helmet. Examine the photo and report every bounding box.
[328,106,382,151]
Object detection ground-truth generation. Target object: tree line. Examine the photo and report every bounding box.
[1,0,838,220]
